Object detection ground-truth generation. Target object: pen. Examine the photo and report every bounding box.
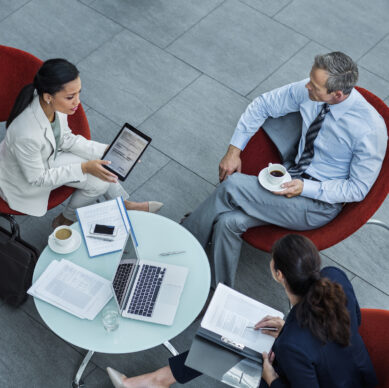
[159,250,186,256]
[87,235,114,242]
[246,326,278,331]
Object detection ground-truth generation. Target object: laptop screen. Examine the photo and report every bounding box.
[112,215,140,310]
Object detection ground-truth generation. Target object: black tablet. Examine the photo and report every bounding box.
[102,123,152,181]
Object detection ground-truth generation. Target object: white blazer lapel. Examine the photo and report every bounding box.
[31,94,56,152]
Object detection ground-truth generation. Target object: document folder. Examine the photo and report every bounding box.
[196,327,262,362]
[185,333,262,388]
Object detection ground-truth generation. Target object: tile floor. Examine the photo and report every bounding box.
[0,0,388,386]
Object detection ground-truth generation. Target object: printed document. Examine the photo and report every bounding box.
[201,284,284,353]
[28,259,112,320]
[76,197,130,257]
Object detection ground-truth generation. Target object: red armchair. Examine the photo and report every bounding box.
[241,87,389,252]
[0,45,90,215]
[359,308,389,388]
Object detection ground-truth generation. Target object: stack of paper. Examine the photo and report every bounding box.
[76,197,131,257]
[28,259,112,320]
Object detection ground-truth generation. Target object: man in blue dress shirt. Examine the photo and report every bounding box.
[182,51,387,288]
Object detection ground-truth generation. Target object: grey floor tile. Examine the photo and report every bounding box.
[322,222,389,295]
[86,108,171,195]
[19,296,45,326]
[0,304,95,388]
[357,67,389,101]
[385,97,389,106]
[168,0,308,96]
[248,41,324,99]
[236,243,290,314]
[0,0,122,63]
[78,29,199,127]
[85,108,122,145]
[18,205,64,252]
[0,0,29,21]
[359,34,389,83]
[275,0,389,60]
[80,366,115,388]
[140,75,249,185]
[320,253,354,280]
[79,0,96,5]
[239,0,290,17]
[130,161,215,223]
[89,0,223,48]
[352,277,389,310]
[371,195,389,221]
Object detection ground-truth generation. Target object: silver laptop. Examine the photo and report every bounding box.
[111,219,188,326]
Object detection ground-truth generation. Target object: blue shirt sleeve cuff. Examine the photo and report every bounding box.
[301,179,321,198]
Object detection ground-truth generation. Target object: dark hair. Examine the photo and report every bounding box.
[6,58,79,128]
[313,52,358,95]
[272,234,351,346]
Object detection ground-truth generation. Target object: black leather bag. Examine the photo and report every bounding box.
[0,214,39,306]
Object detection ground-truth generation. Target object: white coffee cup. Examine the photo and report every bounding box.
[50,226,73,247]
[267,163,287,185]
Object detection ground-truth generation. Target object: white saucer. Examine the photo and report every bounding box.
[48,229,82,254]
[258,168,292,192]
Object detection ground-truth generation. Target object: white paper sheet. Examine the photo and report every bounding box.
[201,283,284,353]
[76,197,130,257]
[28,259,112,320]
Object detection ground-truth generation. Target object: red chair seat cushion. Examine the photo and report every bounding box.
[359,309,389,388]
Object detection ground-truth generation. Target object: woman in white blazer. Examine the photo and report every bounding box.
[0,59,162,226]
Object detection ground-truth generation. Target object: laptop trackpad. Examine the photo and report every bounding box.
[158,284,181,306]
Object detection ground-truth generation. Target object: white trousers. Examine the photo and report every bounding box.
[53,152,129,221]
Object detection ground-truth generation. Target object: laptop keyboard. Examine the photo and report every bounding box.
[113,262,134,304]
[127,264,166,317]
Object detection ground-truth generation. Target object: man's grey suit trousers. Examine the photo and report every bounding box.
[182,173,342,288]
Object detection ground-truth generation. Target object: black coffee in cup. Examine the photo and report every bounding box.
[270,170,285,177]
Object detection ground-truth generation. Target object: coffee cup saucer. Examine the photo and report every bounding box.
[258,167,292,192]
[48,229,82,254]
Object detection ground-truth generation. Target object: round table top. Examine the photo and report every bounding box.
[33,211,210,353]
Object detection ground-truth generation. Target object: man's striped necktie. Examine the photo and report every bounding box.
[288,103,330,178]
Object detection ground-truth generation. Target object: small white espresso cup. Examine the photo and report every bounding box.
[50,226,73,247]
[267,163,287,185]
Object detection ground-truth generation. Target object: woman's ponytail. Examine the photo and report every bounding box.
[296,277,351,346]
[6,83,35,128]
[272,234,351,346]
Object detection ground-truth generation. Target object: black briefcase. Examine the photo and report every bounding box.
[0,214,40,307]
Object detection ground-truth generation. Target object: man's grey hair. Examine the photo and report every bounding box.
[313,52,358,95]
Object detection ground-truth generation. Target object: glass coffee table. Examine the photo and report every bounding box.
[33,211,211,387]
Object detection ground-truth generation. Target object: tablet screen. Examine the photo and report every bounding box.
[103,123,151,180]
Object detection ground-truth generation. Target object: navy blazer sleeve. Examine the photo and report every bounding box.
[269,343,320,388]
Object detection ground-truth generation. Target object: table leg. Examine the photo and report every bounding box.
[163,341,179,356]
[72,350,94,388]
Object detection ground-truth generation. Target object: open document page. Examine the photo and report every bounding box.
[201,283,284,354]
[28,259,112,320]
[76,197,130,257]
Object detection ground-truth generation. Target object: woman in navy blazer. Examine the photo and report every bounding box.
[106,234,378,388]
[256,235,377,388]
